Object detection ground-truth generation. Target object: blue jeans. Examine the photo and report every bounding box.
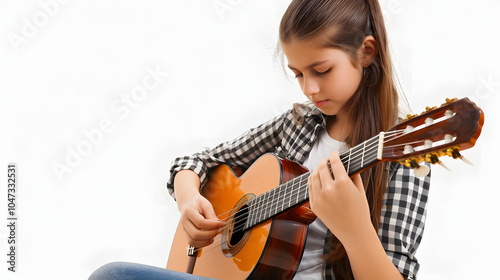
[88,262,216,280]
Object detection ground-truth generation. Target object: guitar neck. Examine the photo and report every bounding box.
[244,134,381,230]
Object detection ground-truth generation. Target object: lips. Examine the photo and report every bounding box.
[313,100,328,108]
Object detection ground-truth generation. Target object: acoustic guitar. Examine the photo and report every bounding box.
[166,97,484,279]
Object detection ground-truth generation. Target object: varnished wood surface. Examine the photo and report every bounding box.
[167,154,313,279]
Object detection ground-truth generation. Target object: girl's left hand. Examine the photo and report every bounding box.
[308,151,374,247]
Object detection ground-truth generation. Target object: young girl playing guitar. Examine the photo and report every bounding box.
[89,0,430,279]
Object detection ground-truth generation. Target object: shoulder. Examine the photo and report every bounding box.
[289,101,323,125]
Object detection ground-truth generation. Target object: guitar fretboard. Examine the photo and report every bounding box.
[244,134,381,230]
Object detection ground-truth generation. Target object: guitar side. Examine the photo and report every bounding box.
[167,154,316,280]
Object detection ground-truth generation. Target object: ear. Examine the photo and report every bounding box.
[359,35,378,68]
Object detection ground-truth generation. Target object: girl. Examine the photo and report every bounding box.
[89,0,430,279]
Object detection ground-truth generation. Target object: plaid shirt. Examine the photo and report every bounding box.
[167,102,431,279]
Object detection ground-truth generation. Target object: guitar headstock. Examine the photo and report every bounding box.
[381,97,484,174]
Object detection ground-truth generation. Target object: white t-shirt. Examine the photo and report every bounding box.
[293,128,348,280]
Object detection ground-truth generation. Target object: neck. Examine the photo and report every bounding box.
[326,113,352,142]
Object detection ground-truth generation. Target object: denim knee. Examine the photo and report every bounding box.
[88,261,216,280]
[89,262,130,280]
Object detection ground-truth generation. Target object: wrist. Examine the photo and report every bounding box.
[341,218,378,251]
[174,169,202,210]
[341,222,404,280]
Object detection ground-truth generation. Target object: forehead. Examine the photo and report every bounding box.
[281,39,350,70]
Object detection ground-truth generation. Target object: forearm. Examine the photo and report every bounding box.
[173,169,201,211]
[343,226,404,280]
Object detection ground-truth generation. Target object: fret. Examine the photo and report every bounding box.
[362,141,366,167]
[262,192,270,220]
[282,182,287,212]
[269,189,274,218]
[276,184,283,214]
[340,134,380,176]
[347,148,352,174]
[245,200,253,229]
[250,196,257,226]
[277,185,283,215]
[256,195,263,224]
[248,198,254,227]
[276,187,280,217]
[294,178,300,203]
[267,189,273,217]
[294,178,299,202]
[302,174,308,201]
[269,187,279,216]
[295,177,300,204]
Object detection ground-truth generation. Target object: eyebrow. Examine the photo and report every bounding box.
[287,60,329,71]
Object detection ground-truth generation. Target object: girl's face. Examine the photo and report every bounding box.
[282,39,364,118]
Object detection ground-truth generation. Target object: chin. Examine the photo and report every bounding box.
[317,107,338,116]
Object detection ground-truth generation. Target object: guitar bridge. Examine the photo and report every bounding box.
[186,245,195,256]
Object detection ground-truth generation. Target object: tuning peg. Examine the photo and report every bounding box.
[424,153,451,172]
[404,159,430,177]
[459,155,474,166]
[424,140,433,149]
[445,110,454,119]
[444,134,454,144]
[425,117,434,126]
[446,147,474,166]
[437,161,451,171]
[404,145,414,154]
[404,114,419,122]
[425,106,438,112]
[414,164,430,177]
[441,98,458,107]
[404,125,415,133]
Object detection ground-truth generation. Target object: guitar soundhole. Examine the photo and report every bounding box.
[229,204,248,246]
[221,194,254,257]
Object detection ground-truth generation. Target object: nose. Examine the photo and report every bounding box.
[301,76,320,97]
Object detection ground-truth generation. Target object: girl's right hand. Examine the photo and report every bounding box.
[178,193,225,248]
[174,170,225,248]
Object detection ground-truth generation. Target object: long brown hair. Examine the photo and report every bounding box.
[277,0,400,278]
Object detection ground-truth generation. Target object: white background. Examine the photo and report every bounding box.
[1,0,499,279]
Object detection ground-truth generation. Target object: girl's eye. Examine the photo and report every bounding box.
[315,68,331,76]
[293,68,331,79]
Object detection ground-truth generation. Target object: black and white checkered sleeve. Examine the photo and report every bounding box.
[379,163,431,279]
[166,109,292,199]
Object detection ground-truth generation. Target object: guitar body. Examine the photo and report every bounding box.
[167,154,316,280]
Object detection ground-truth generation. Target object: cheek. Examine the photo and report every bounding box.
[331,65,362,98]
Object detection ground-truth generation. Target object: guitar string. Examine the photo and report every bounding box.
[210,140,379,226]
[218,134,421,240]
[206,130,405,228]
[191,154,370,253]
[197,130,446,254]
[188,129,410,252]
[207,149,382,241]
[208,129,406,230]
[194,153,378,254]
[224,135,437,237]
[221,150,382,235]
